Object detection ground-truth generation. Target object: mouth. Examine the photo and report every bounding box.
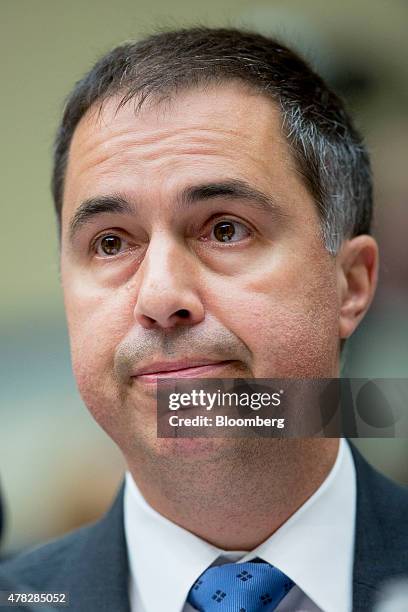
[132,360,235,385]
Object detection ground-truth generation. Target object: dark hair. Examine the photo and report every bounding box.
[52,27,373,252]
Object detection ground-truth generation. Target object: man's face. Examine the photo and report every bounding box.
[60,83,341,459]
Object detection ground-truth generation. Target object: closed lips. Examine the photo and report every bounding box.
[133,360,234,376]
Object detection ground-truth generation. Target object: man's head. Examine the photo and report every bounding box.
[53,28,373,254]
[55,28,378,467]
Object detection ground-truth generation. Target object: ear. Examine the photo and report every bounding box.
[337,235,379,339]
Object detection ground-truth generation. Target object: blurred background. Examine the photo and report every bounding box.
[1,0,407,554]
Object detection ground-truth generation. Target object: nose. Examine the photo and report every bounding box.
[133,233,205,330]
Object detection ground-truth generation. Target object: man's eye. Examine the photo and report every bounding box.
[210,220,250,243]
[94,234,127,257]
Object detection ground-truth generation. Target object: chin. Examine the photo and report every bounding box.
[145,435,243,462]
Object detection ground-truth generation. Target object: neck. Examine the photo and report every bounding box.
[127,438,340,550]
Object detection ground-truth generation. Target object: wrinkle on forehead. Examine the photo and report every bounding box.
[69,82,285,161]
[72,127,252,172]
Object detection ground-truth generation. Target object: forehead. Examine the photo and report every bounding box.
[69,81,285,157]
[62,82,309,226]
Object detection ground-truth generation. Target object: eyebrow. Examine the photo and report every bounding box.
[179,179,284,216]
[68,179,285,244]
[69,195,133,243]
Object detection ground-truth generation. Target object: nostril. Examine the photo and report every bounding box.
[176,309,190,319]
[143,315,156,326]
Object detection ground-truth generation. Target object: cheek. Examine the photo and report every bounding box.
[63,277,132,408]
[207,255,340,376]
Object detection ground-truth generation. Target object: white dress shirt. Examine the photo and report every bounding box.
[124,438,356,612]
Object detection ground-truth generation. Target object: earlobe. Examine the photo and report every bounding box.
[338,235,379,339]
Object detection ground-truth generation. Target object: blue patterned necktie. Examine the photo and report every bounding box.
[187,559,294,611]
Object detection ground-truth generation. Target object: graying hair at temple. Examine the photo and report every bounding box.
[51,26,373,253]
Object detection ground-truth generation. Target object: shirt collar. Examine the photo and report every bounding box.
[242,437,356,612]
[124,438,356,612]
[124,471,222,612]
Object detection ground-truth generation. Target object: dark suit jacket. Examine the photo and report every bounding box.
[0,440,407,612]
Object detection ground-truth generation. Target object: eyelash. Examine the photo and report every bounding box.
[90,217,253,258]
[202,216,252,243]
[90,232,132,257]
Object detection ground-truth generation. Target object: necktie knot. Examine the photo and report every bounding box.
[187,559,294,611]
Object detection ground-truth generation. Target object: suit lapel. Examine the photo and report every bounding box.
[348,439,408,611]
[63,481,130,612]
